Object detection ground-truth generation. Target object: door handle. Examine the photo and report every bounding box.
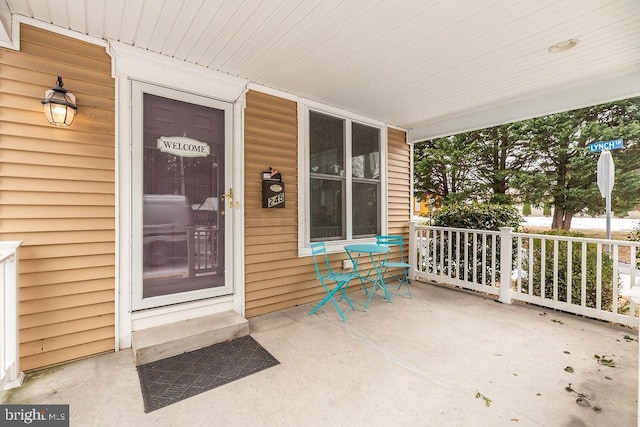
[219,188,233,208]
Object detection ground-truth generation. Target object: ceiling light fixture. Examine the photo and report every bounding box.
[548,38,580,53]
[41,76,77,126]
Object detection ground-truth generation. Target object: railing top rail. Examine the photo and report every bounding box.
[512,231,640,246]
[412,224,499,236]
[412,224,639,246]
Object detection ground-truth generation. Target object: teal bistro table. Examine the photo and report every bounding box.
[344,243,392,311]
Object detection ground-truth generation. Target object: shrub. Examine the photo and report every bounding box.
[430,204,523,283]
[629,223,640,260]
[522,202,532,216]
[432,203,523,230]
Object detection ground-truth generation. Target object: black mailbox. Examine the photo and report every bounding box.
[262,168,285,208]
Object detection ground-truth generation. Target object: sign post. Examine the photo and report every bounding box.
[592,139,623,244]
[597,150,615,242]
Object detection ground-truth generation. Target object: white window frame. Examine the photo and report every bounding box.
[298,102,388,256]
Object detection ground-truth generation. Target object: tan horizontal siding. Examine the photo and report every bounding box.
[20,314,114,343]
[20,339,114,372]
[386,128,411,263]
[244,90,333,317]
[0,25,115,371]
[0,134,114,158]
[20,302,114,330]
[18,242,115,259]
[20,278,115,298]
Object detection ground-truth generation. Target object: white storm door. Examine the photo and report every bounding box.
[131,81,234,310]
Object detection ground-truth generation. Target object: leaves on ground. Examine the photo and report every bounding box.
[623,335,636,342]
[594,354,617,368]
[475,391,492,407]
[565,383,602,413]
[551,319,564,324]
[564,366,574,373]
[563,350,571,354]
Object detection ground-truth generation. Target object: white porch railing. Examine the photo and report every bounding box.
[1,241,23,390]
[409,223,640,328]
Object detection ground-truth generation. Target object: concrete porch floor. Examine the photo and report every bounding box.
[2,282,638,426]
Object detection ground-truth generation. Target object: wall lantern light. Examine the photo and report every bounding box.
[41,76,77,126]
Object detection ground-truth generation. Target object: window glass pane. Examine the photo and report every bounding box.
[310,111,345,176]
[352,182,379,237]
[310,178,344,240]
[352,122,380,179]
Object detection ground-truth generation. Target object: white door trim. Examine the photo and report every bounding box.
[109,42,247,350]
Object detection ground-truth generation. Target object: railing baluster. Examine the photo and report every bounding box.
[596,243,602,311]
[482,234,487,286]
[473,232,478,284]
[447,231,455,277]
[541,237,546,299]
[464,232,469,282]
[516,236,522,293]
[528,237,534,296]
[581,241,587,307]
[567,241,572,305]
[491,234,496,286]
[553,239,559,302]
[612,243,619,314]
[630,245,637,318]
[440,230,444,275]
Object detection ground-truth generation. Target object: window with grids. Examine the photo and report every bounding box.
[309,110,381,241]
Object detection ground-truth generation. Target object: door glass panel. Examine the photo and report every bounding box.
[142,93,225,298]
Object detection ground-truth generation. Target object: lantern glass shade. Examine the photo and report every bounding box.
[41,77,77,127]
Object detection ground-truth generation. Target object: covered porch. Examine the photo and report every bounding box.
[1,281,637,425]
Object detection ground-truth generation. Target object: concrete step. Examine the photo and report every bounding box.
[131,310,249,365]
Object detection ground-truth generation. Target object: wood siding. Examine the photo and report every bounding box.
[244,90,410,317]
[387,128,411,236]
[0,25,115,371]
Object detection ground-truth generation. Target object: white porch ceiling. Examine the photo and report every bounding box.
[4,0,640,141]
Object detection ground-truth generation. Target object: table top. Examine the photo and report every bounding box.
[344,243,389,254]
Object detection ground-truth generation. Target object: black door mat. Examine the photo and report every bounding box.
[137,335,279,412]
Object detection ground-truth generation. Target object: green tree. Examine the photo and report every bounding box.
[472,122,531,204]
[515,98,640,229]
[413,133,479,204]
[413,97,640,226]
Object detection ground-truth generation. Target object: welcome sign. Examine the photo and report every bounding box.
[157,136,210,157]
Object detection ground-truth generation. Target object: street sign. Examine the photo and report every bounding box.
[596,149,615,243]
[597,150,614,197]
[589,138,623,153]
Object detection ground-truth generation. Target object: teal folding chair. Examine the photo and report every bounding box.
[309,242,356,321]
[376,235,413,298]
